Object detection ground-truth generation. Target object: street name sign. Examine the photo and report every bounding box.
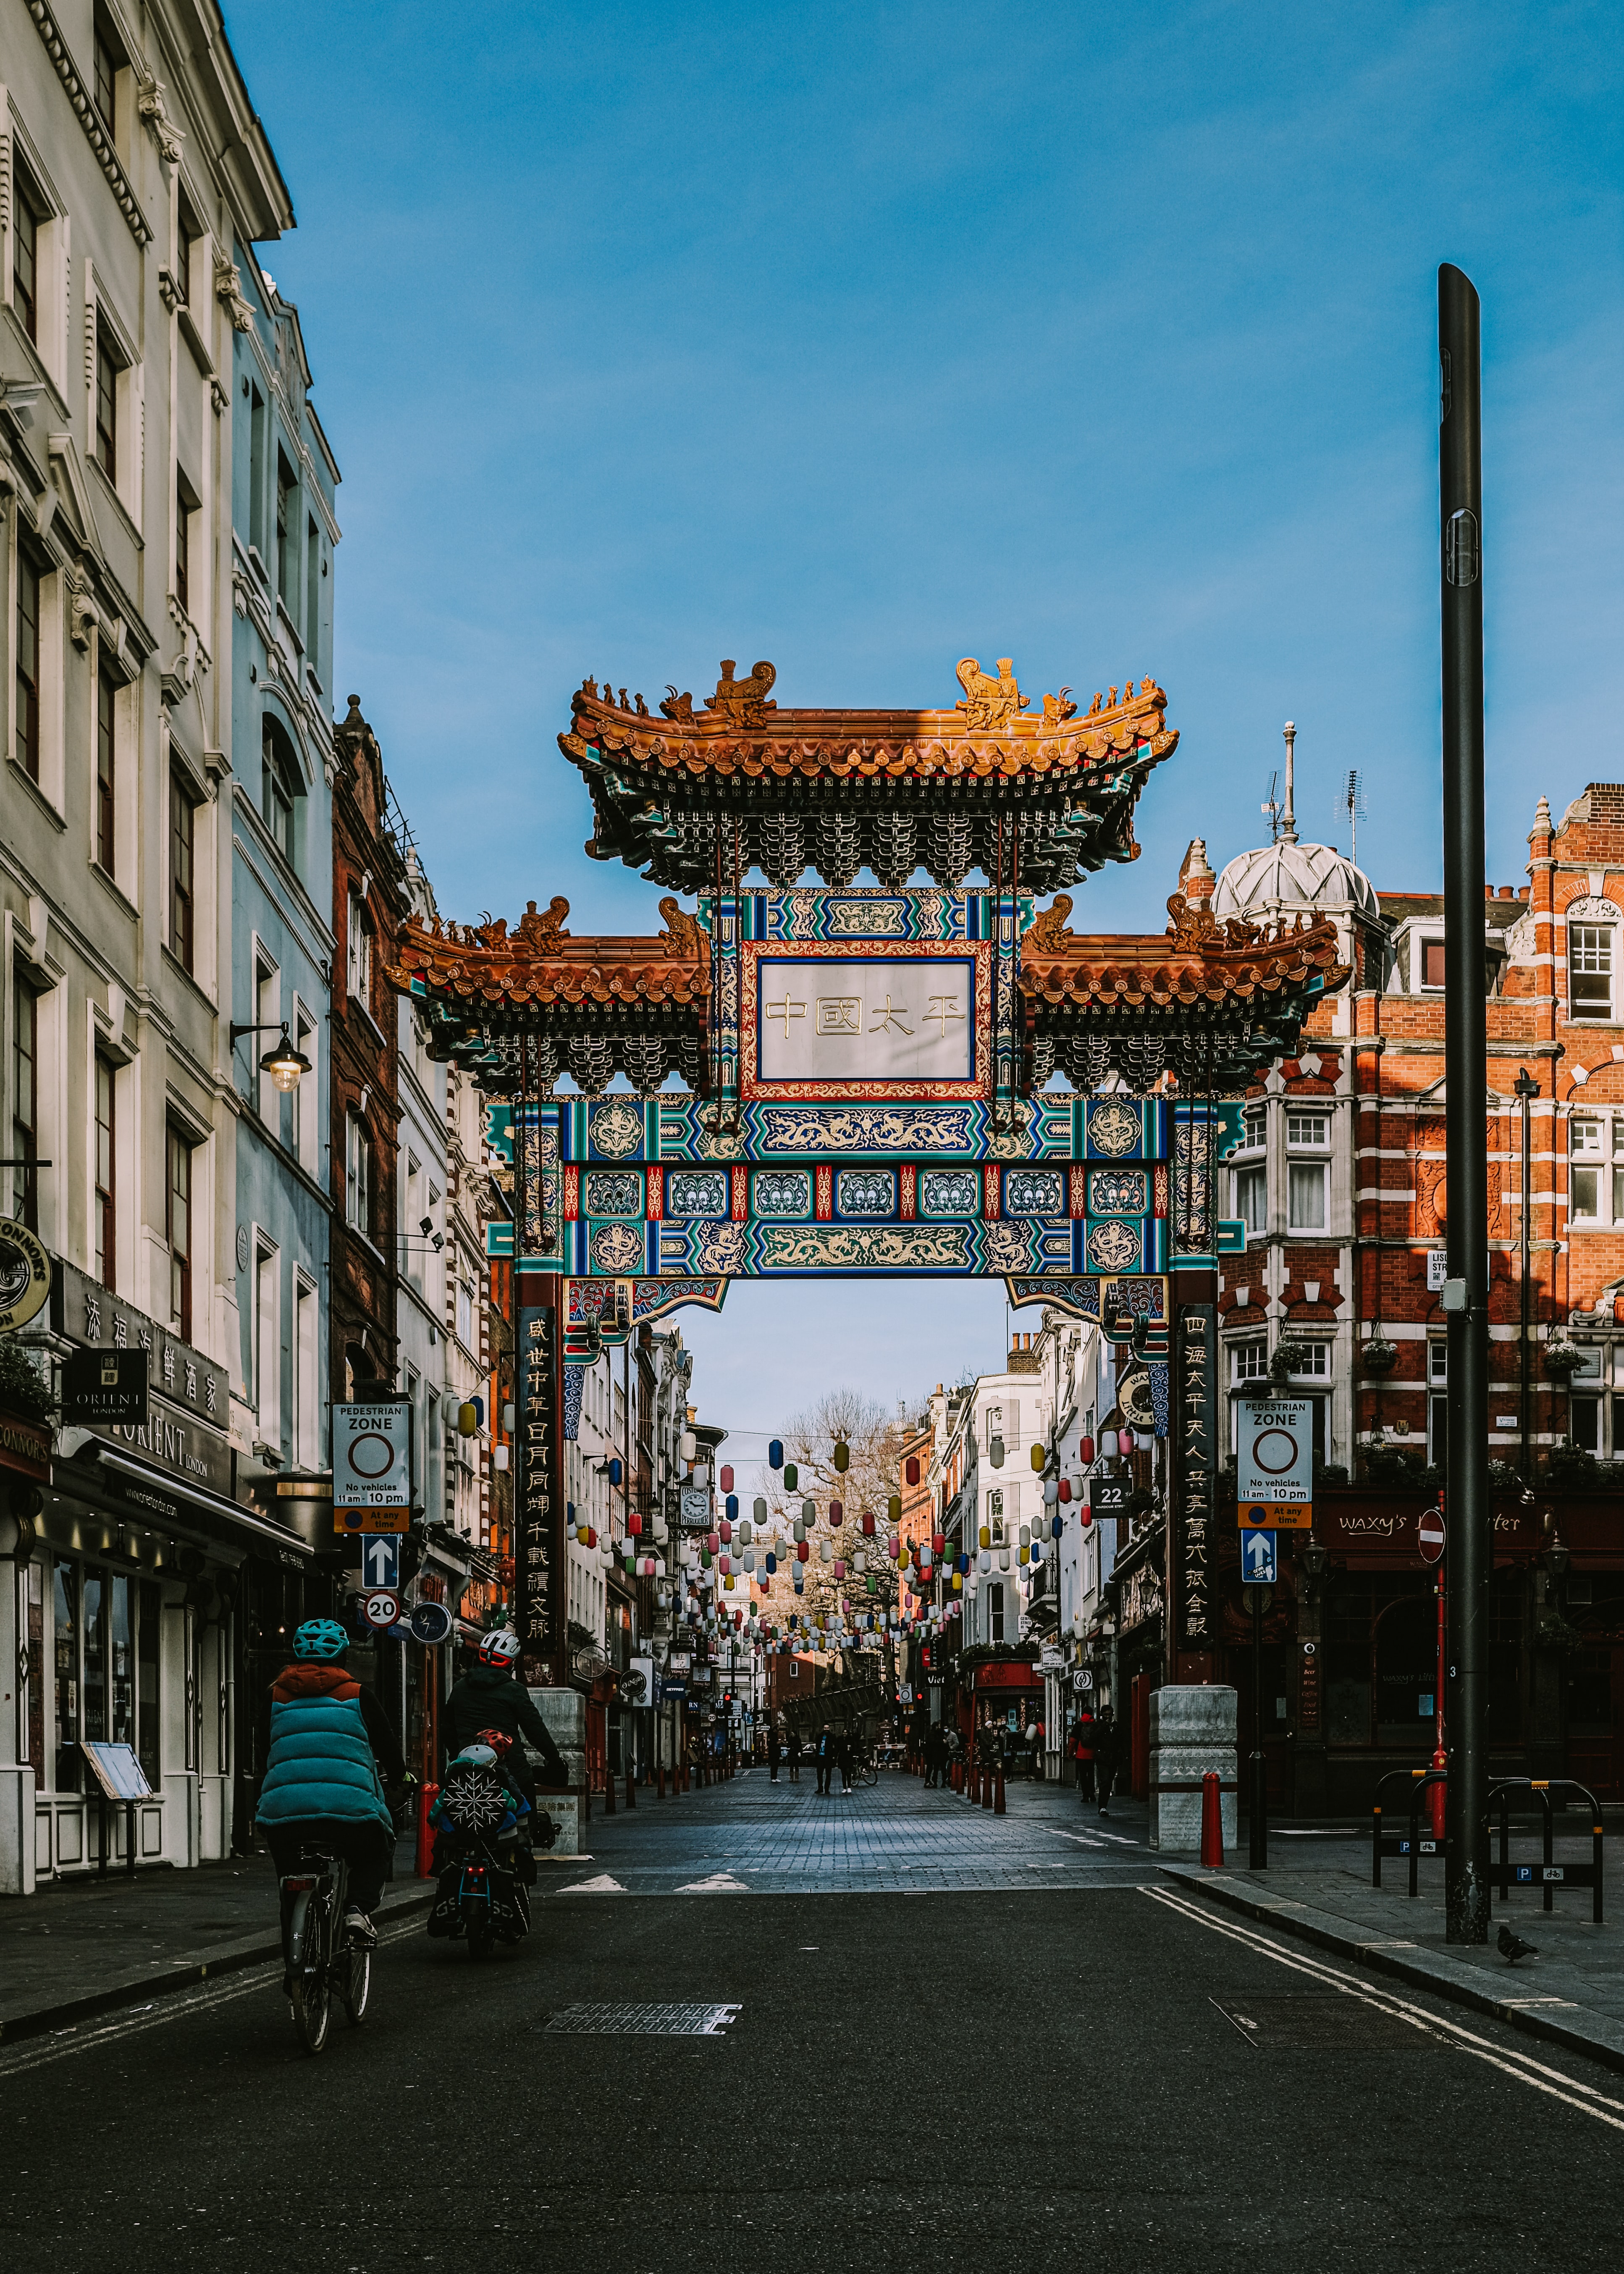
[1237,1399,1313,1502]
[1089,1478,1134,1515]
[1241,1529,1278,1585]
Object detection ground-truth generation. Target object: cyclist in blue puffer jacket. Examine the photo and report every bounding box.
[254,1619,408,1946]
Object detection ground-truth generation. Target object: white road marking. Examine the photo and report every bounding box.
[1143,1885,1624,2132]
[1049,1828,1108,1849]
[0,1916,423,2079]
[555,1874,627,1893]
[677,1873,750,1893]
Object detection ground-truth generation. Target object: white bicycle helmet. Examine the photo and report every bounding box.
[476,1629,522,1667]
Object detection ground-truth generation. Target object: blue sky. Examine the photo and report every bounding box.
[227,0,1621,1431]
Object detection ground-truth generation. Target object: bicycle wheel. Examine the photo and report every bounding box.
[343,1941,371,2026]
[467,1925,493,1962]
[290,1892,333,2054]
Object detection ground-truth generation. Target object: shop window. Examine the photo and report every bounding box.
[54,1559,80,1789]
[1375,1591,1436,1744]
[26,1562,44,1790]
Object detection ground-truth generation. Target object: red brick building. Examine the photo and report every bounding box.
[1161,780,1624,1809]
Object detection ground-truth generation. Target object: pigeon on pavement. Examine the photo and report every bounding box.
[1498,1924,1538,1964]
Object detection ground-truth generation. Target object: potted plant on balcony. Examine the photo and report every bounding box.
[1269,1338,1318,1386]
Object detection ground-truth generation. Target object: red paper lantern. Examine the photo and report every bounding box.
[1080,1508,1094,1529]
[796,1541,809,1563]
[861,1512,875,1536]
[720,1520,732,1542]
[627,1512,643,1536]
[1058,1478,1071,1503]
[931,1531,945,1555]
[830,1500,843,1526]
[719,1464,734,1494]
[1078,1435,1095,1465]
[706,1531,719,1554]
[905,1457,921,1486]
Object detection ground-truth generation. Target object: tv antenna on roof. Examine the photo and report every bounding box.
[1262,772,1282,844]
[1336,769,1367,867]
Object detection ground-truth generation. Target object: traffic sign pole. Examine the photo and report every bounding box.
[1249,1576,1267,1870]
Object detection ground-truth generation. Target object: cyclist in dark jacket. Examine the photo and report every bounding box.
[254,1619,407,1942]
[442,1631,566,1802]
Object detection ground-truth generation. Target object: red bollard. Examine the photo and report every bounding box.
[657,1760,666,1799]
[415,1780,439,1880]
[981,1761,994,1810]
[1200,1769,1224,1867]
[993,1762,1006,1816]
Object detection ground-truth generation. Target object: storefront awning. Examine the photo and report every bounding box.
[54,1443,311,1562]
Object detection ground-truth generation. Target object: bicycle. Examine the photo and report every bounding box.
[280,1846,371,2054]
[846,1742,880,1789]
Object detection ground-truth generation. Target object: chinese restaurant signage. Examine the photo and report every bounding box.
[1177,1303,1216,1646]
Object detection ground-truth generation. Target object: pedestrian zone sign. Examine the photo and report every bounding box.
[1237,1399,1313,1502]
[334,1402,411,1507]
[1241,1529,1278,1585]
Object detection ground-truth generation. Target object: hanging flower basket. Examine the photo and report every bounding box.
[1363,1337,1399,1376]
[1544,1340,1584,1380]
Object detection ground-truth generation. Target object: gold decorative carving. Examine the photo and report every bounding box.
[704,659,778,727]
[955,657,1028,730]
[1023,896,1075,957]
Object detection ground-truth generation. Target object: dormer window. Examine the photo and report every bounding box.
[1419,938,1446,989]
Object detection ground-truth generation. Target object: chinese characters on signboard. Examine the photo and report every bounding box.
[516,1299,560,1677]
[1178,1304,1216,1646]
[756,957,975,1084]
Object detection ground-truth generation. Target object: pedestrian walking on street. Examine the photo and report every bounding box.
[787,1727,802,1784]
[923,1723,945,1789]
[768,1723,782,1783]
[1095,1709,1120,1816]
[835,1727,851,1795]
[815,1722,837,1795]
[1070,1709,1096,1803]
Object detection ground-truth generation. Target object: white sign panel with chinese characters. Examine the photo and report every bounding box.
[754,956,977,1087]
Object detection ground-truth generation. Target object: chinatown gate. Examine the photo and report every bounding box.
[384,656,1346,1693]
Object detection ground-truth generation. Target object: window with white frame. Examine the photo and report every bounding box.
[987,1488,1004,1542]
[1569,924,1615,1023]
[1230,1337,1268,1383]
[1234,1161,1267,1234]
[294,1276,317,1468]
[345,1111,371,1236]
[1288,1157,1328,1230]
[456,1274,474,1350]
[1416,935,1446,991]
[1241,1102,1265,1151]
[346,888,372,1010]
[1283,1341,1331,1379]
[1569,1344,1619,1462]
[1287,1111,1330,1149]
[292,1005,317,1174]
[1429,1341,1448,1384]
[255,1242,280,1449]
[1570,1119,1603,1221]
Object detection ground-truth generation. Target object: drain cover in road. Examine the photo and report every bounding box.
[1210,1996,1436,2050]
[538,2002,742,2037]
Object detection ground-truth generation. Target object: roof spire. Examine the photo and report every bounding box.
[1280,721,1298,845]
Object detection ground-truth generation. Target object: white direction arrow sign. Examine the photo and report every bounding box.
[1241,1529,1278,1585]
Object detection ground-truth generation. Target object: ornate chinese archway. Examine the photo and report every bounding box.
[383,656,1346,1682]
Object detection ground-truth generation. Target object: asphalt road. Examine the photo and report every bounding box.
[6,1785,1624,2273]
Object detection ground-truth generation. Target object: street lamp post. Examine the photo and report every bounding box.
[1514,1069,1538,1481]
[1439,262,1491,1944]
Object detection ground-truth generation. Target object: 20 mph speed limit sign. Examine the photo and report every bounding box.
[363,1590,403,1631]
[1237,1399,1314,1502]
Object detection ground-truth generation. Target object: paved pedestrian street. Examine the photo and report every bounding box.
[554,1765,1153,1893]
[7,1770,1624,2274]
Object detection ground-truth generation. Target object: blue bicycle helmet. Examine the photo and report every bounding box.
[293,1618,349,1661]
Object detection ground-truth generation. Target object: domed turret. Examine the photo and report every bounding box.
[1213,838,1378,921]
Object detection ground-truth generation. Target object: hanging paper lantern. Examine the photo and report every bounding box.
[931,1531,945,1555]
[833,1440,850,1473]
[861,1512,875,1536]
[1099,1428,1118,1459]
[834,1560,846,1579]
[719,1520,731,1544]
[725,1494,738,1521]
[998,1547,1011,1571]
[820,1538,833,1562]
[1030,1443,1047,1473]
[768,1439,783,1469]
[627,1512,643,1536]
[905,1457,921,1486]
[784,1463,799,1491]
[1058,1478,1072,1503]
[1043,1478,1059,1505]
[608,1457,624,1487]
[989,1435,1005,1468]
[1078,1435,1095,1467]
[719,1464,734,1495]
[802,1498,816,1525]
[706,1530,719,1554]
[678,1430,696,1463]
[887,1495,903,1525]
[588,1527,598,1549]
[765,1552,777,1574]
[830,1500,843,1526]
[1052,1515,1063,1539]
[953,1572,963,1591]
[1120,1427,1136,1454]
[796,1540,809,1562]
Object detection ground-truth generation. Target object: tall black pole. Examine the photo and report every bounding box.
[1249,1581,1267,1869]
[1439,263,1490,1943]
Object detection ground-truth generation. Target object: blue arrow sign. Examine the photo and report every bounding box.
[362,1535,401,1591]
[1241,1529,1278,1585]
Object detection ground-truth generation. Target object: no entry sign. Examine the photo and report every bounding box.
[1418,1507,1446,1565]
[1237,1399,1313,1503]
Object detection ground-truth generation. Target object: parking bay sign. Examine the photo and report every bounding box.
[1237,1399,1313,1503]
